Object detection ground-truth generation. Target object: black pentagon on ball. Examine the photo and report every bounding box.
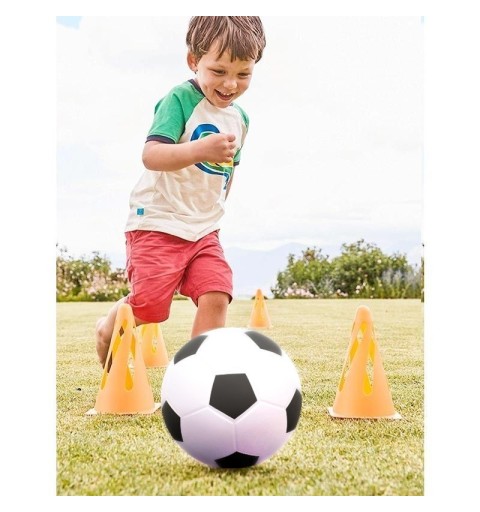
[174,334,207,364]
[245,330,282,355]
[209,374,257,419]
[215,451,259,469]
[286,389,302,432]
[162,401,183,442]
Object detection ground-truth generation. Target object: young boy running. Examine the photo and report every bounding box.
[95,17,266,366]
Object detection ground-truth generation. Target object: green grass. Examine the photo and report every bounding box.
[56,299,423,496]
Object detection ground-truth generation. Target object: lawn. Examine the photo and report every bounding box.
[56,299,423,496]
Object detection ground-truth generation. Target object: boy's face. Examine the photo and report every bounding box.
[187,42,255,108]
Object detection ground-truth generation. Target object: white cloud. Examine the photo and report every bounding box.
[57,16,423,262]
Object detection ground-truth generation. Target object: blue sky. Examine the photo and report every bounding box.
[57,17,82,29]
[57,17,423,266]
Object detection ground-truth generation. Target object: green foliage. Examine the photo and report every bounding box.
[272,239,421,299]
[274,248,333,298]
[56,246,129,302]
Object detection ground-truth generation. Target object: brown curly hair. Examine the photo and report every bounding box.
[186,16,266,63]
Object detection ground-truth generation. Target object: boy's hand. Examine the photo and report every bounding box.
[196,133,236,163]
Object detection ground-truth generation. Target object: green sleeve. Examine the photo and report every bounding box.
[232,103,249,165]
[147,82,203,143]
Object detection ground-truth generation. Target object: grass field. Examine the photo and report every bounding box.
[56,299,423,496]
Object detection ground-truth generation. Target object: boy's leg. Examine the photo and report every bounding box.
[95,298,148,367]
[95,231,188,367]
[95,298,124,367]
[191,291,230,338]
[179,231,233,338]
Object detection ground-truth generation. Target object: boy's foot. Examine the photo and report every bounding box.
[95,317,110,367]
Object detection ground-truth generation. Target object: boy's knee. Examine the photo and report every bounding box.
[95,317,110,343]
[198,291,229,310]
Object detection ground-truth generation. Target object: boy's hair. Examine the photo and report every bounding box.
[186,16,266,63]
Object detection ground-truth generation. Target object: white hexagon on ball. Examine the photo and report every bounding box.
[245,348,301,407]
[235,402,291,464]
[180,408,236,466]
[160,352,214,417]
[195,327,261,374]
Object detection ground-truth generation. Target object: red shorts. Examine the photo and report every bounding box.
[124,230,233,323]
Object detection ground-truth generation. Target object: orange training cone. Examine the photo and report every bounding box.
[87,304,160,415]
[139,323,169,368]
[248,289,272,329]
[328,305,401,419]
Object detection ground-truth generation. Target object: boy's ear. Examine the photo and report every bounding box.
[187,51,198,73]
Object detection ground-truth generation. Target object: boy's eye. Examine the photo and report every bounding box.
[210,69,251,78]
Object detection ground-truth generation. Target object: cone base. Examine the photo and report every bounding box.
[327,406,401,420]
[86,402,161,416]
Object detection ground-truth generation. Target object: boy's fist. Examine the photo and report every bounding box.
[197,133,236,163]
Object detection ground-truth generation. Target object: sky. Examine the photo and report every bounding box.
[57,16,423,266]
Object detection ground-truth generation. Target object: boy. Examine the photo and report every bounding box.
[95,17,266,366]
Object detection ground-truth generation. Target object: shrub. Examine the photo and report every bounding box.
[272,240,421,299]
[56,246,129,302]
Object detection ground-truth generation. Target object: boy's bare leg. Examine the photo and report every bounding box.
[95,298,146,367]
[191,291,229,338]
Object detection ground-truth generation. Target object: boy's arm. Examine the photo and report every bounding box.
[142,140,201,172]
[143,133,237,172]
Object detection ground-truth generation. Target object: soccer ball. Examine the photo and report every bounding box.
[160,327,302,468]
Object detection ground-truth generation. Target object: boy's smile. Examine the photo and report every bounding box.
[187,42,255,108]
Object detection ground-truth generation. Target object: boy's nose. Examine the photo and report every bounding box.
[224,79,237,90]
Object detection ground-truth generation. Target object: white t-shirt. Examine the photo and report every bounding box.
[125,79,249,241]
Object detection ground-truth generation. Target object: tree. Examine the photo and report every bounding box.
[331,240,388,297]
[332,240,420,298]
[272,239,421,299]
[272,248,333,298]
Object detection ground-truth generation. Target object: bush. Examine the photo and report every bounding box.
[272,239,422,299]
[56,246,129,302]
[273,248,334,298]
